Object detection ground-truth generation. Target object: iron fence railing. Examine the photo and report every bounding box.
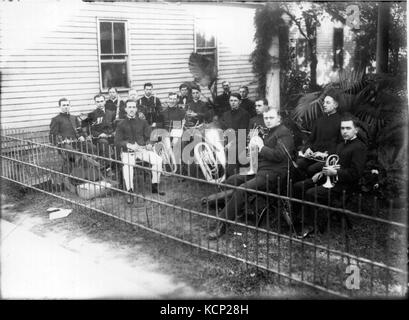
[1,129,407,298]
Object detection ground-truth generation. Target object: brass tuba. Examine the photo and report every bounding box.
[322,154,340,189]
[154,141,177,175]
[194,126,226,183]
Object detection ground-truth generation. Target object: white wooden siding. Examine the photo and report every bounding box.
[1,1,257,131]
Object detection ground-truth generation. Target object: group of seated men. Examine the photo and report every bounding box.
[49,83,367,239]
[49,81,258,197]
[208,89,368,239]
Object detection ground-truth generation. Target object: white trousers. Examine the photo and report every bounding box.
[121,150,163,191]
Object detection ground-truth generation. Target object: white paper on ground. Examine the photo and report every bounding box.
[49,209,72,220]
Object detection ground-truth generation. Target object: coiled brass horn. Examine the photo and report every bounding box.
[154,141,177,175]
[193,128,226,183]
[322,154,340,189]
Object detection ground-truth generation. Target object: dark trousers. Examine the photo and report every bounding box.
[294,157,325,181]
[292,178,346,229]
[219,171,284,222]
[93,137,114,168]
[58,141,96,172]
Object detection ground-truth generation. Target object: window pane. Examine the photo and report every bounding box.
[196,32,206,48]
[101,62,128,89]
[204,36,215,48]
[114,23,126,54]
[100,22,112,54]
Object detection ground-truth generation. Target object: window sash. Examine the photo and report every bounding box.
[98,19,129,91]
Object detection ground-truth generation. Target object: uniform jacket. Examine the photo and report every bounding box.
[114,117,152,150]
[333,137,367,192]
[83,108,115,137]
[304,112,342,154]
[240,98,256,118]
[214,92,231,117]
[248,114,265,130]
[257,123,295,176]
[105,98,125,118]
[184,100,210,127]
[49,113,83,144]
[159,107,186,132]
[219,108,249,131]
[137,95,162,125]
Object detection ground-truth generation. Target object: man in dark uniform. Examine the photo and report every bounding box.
[239,85,256,118]
[177,83,193,109]
[249,98,269,130]
[137,82,162,128]
[83,94,116,167]
[50,98,85,146]
[115,100,165,202]
[219,92,250,176]
[159,92,186,132]
[213,81,231,118]
[50,98,97,187]
[293,114,367,232]
[184,86,210,129]
[295,89,343,179]
[208,108,295,239]
[219,92,249,131]
[105,87,125,120]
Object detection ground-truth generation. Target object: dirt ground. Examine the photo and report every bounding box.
[0,180,324,299]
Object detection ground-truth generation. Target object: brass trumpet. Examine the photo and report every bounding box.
[322,154,340,189]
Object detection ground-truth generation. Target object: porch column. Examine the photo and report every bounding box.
[265,35,280,110]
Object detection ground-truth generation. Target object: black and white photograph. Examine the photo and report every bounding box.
[0,0,407,305]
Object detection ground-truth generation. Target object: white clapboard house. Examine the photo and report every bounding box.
[1,1,357,133]
[0,0,258,132]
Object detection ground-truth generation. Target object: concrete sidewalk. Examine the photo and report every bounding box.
[0,218,203,299]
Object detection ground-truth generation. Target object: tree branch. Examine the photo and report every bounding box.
[281,3,310,41]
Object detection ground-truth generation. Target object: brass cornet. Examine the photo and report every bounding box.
[322,154,340,189]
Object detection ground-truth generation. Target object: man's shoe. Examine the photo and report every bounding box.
[208,222,226,240]
[152,183,165,195]
[126,189,134,204]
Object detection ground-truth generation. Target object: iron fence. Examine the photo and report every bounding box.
[1,128,407,298]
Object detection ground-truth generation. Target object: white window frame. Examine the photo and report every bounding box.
[97,18,130,93]
[193,17,219,71]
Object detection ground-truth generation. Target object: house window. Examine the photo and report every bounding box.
[98,20,129,91]
[194,19,217,69]
[333,28,344,69]
[295,38,309,70]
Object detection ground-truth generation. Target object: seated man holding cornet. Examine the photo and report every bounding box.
[292,114,367,232]
[115,99,165,204]
[208,108,295,240]
[295,89,343,179]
